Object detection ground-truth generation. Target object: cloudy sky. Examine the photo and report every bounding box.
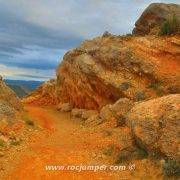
[0,0,179,81]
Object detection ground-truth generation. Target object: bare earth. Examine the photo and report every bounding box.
[1,105,163,180]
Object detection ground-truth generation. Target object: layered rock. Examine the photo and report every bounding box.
[133,3,180,35]
[0,76,22,122]
[23,79,57,105]
[56,34,180,110]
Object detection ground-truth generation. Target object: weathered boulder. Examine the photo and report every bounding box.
[71,108,87,118]
[57,103,73,112]
[71,108,98,120]
[99,105,114,121]
[84,115,103,127]
[99,98,134,126]
[126,94,180,161]
[133,3,180,35]
[81,110,98,120]
[112,98,134,117]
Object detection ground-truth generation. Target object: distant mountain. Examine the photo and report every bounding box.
[5,79,43,98]
[7,84,30,98]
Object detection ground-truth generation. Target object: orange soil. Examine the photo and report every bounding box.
[3,105,163,180]
[5,106,120,180]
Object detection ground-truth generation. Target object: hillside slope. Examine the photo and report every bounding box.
[0,76,22,113]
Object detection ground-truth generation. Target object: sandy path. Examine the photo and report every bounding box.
[5,105,118,180]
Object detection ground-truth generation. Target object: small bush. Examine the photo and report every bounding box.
[156,89,164,97]
[25,119,34,126]
[148,81,162,90]
[135,91,146,101]
[119,82,131,91]
[135,147,148,159]
[23,114,35,126]
[163,159,180,176]
[10,140,21,146]
[117,115,126,126]
[150,151,161,159]
[116,151,131,163]
[0,139,5,147]
[160,15,180,35]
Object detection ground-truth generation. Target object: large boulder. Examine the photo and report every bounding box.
[99,98,134,126]
[133,3,180,35]
[71,108,98,120]
[57,103,73,112]
[126,94,180,161]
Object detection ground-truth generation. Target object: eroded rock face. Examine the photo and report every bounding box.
[56,34,180,110]
[0,76,22,121]
[23,79,57,105]
[126,94,180,161]
[133,3,180,35]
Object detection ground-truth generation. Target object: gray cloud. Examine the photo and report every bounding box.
[0,0,179,80]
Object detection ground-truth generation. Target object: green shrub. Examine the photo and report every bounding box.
[25,119,34,126]
[148,80,162,90]
[150,151,161,159]
[23,114,35,126]
[156,89,164,97]
[135,147,148,159]
[135,91,146,101]
[119,82,131,91]
[0,139,5,147]
[160,15,180,35]
[163,159,180,176]
[10,140,21,146]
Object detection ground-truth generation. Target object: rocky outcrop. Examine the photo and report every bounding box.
[126,94,180,161]
[56,34,180,110]
[23,79,57,105]
[84,98,134,127]
[71,108,98,120]
[133,3,180,35]
[0,76,22,115]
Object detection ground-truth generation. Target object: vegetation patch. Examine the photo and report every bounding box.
[135,91,146,101]
[10,139,21,146]
[148,80,162,90]
[103,145,114,156]
[163,159,180,176]
[160,15,180,35]
[23,114,35,127]
[134,147,148,159]
[0,139,5,147]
